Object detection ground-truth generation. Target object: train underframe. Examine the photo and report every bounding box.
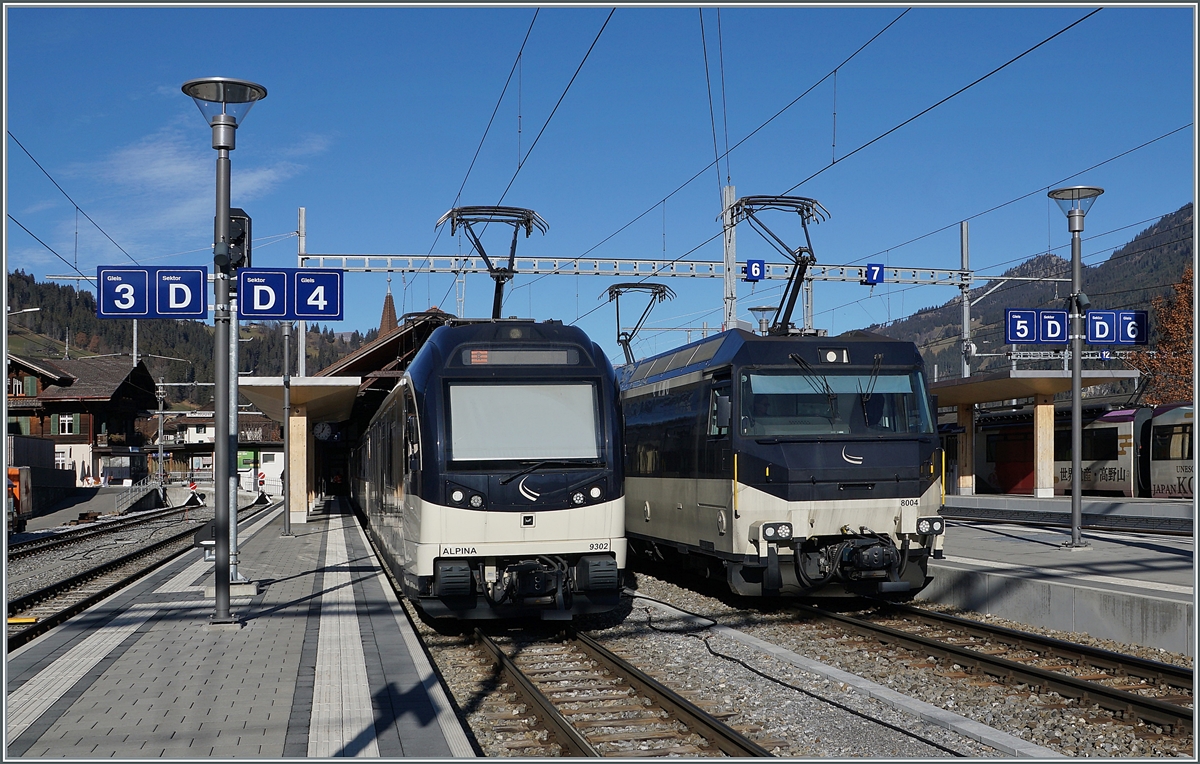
[412,551,624,620]
[625,478,945,598]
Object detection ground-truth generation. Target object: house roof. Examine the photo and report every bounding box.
[8,354,73,384]
[36,357,158,407]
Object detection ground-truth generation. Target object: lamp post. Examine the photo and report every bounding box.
[183,77,266,623]
[281,321,293,537]
[748,306,775,336]
[1048,185,1103,550]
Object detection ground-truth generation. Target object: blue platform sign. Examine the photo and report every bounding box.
[1005,309,1037,344]
[1116,310,1148,345]
[864,263,885,285]
[744,259,765,282]
[237,268,343,321]
[1005,308,1067,345]
[1038,310,1068,345]
[294,270,343,319]
[1084,309,1148,345]
[239,270,289,319]
[1086,310,1117,345]
[97,266,208,319]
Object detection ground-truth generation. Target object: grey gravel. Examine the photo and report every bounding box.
[591,572,1194,758]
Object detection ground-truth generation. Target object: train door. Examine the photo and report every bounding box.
[402,383,421,502]
[698,375,733,552]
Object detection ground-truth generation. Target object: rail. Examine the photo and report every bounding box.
[801,603,1192,731]
[114,476,161,514]
[473,629,772,757]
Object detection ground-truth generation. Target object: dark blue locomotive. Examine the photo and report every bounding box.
[620,329,945,598]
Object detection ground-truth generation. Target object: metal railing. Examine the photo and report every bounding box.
[115,475,162,514]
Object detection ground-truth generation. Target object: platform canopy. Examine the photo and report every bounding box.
[237,377,361,423]
[928,369,1140,407]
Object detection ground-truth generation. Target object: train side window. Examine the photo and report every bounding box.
[709,389,730,437]
[1152,424,1193,461]
[1082,427,1119,461]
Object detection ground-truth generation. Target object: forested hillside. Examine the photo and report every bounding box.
[6,271,379,405]
[869,203,1194,395]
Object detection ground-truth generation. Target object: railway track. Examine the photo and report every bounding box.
[351,501,772,757]
[6,527,198,650]
[7,506,195,562]
[6,500,276,652]
[468,628,773,757]
[803,602,1193,733]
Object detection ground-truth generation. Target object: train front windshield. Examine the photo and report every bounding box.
[449,383,601,461]
[739,368,934,437]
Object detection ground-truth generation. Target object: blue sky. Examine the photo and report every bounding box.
[5,5,1195,368]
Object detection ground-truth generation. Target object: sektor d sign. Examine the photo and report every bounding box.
[237,268,344,321]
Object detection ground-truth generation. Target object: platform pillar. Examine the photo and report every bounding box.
[956,405,975,496]
[1033,394,1056,498]
[288,403,308,525]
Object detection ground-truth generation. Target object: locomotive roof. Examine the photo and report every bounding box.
[618,328,924,391]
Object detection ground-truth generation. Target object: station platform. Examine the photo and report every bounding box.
[922,497,1194,657]
[5,498,476,758]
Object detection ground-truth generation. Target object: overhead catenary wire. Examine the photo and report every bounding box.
[438,9,616,316]
[716,8,732,184]
[494,8,616,208]
[699,8,724,202]
[7,130,140,266]
[570,9,911,264]
[8,214,99,287]
[416,9,540,311]
[779,9,1102,196]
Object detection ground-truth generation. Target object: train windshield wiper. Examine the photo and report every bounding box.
[790,353,839,420]
[500,459,605,485]
[857,354,883,426]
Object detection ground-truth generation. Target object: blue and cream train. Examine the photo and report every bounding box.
[618,329,946,598]
[352,320,626,621]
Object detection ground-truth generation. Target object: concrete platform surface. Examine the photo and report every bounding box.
[922,517,1194,656]
[5,498,475,758]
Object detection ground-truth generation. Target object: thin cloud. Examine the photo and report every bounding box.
[281,132,332,158]
[58,123,305,259]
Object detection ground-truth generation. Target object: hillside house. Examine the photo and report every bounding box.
[6,355,157,484]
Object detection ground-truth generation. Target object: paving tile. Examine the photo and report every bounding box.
[4,502,465,758]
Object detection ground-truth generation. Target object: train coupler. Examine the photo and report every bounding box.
[495,556,571,609]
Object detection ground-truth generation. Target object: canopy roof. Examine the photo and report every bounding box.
[929,369,1140,407]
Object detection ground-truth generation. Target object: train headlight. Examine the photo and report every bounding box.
[571,491,586,505]
[588,485,603,500]
[916,516,945,536]
[469,494,485,508]
[760,522,793,541]
[450,489,465,504]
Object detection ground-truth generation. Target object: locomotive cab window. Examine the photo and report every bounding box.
[738,368,934,436]
[447,383,601,462]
